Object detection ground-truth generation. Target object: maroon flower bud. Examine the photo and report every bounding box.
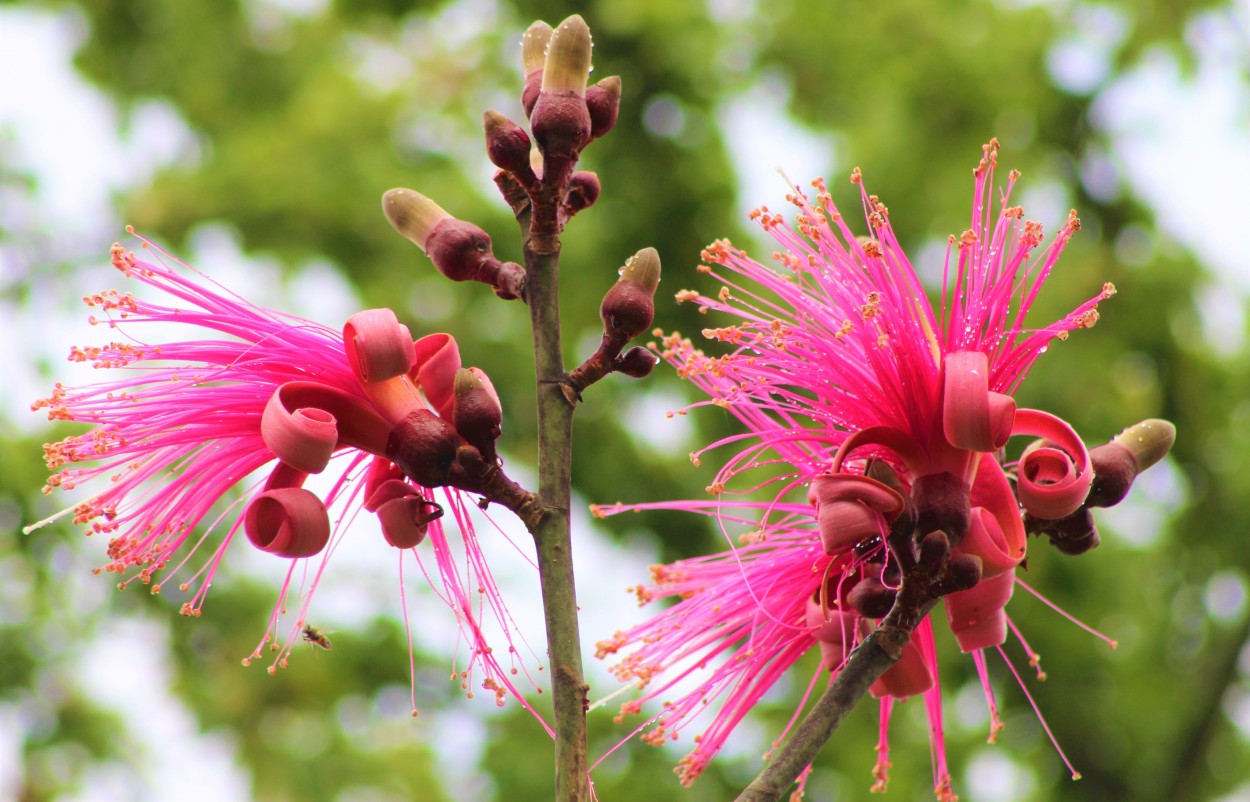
[600,247,661,343]
[483,110,535,179]
[934,553,983,596]
[1087,419,1176,508]
[585,75,621,139]
[520,21,552,117]
[918,529,952,570]
[532,93,591,165]
[386,409,462,489]
[1085,442,1136,508]
[564,171,601,215]
[847,576,895,619]
[452,367,503,460]
[531,16,592,164]
[1027,509,1100,555]
[912,471,972,547]
[616,346,658,378]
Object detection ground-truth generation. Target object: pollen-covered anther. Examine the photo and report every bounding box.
[1076,308,1100,328]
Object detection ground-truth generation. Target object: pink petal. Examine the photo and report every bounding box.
[870,631,934,699]
[375,495,439,549]
[1013,409,1092,520]
[944,569,1015,652]
[261,387,339,473]
[809,473,905,555]
[957,454,1026,578]
[343,309,417,384]
[943,351,1016,452]
[412,333,461,419]
[244,487,331,558]
[261,381,392,468]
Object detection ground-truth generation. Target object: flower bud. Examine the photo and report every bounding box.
[616,345,658,378]
[586,75,621,139]
[1087,419,1176,508]
[912,471,971,547]
[846,576,895,619]
[382,188,453,251]
[564,171,601,215]
[600,248,661,343]
[386,409,462,489]
[531,16,593,162]
[1027,509,1100,555]
[484,110,534,178]
[520,20,553,117]
[541,15,591,96]
[452,367,503,460]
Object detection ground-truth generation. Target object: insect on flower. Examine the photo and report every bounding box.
[302,624,333,651]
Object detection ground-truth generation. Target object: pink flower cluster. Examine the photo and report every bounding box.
[30,233,540,714]
[594,141,1123,797]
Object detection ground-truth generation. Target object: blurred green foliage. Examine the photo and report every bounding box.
[4,0,1248,800]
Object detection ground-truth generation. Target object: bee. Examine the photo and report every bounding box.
[301,624,333,651]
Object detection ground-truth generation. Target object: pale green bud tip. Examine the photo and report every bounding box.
[522,21,553,75]
[382,188,452,251]
[1112,418,1176,472]
[542,14,592,95]
[620,247,661,292]
[454,367,481,395]
[594,75,621,98]
[483,109,510,133]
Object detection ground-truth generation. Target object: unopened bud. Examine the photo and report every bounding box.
[564,171,601,215]
[382,189,453,251]
[541,15,591,96]
[1087,419,1175,507]
[601,248,661,342]
[1027,509,1099,555]
[484,110,534,176]
[1112,418,1175,473]
[424,219,496,282]
[616,346,658,378]
[452,367,503,459]
[619,247,661,292]
[586,75,621,139]
[935,553,983,595]
[847,576,895,619]
[531,16,593,162]
[521,21,553,117]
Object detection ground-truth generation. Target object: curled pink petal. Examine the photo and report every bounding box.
[809,473,905,554]
[261,381,392,467]
[344,309,417,384]
[944,569,1015,652]
[412,333,461,419]
[365,477,419,512]
[1011,409,1092,519]
[375,496,442,549]
[870,632,934,699]
[957,454,1026,578]
[261,387,339,473]
[244,487,331,558]
[943,350,1016,452]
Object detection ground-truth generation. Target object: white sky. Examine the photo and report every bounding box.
[2,2,1249,800]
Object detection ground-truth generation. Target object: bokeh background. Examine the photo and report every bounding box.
[2,0,1248,800]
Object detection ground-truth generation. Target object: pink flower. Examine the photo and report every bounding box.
[29,233,541,715]
[594,141,1124,797]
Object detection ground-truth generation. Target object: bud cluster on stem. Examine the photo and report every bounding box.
[563,247,662,404]
[1024,418,1175,554]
